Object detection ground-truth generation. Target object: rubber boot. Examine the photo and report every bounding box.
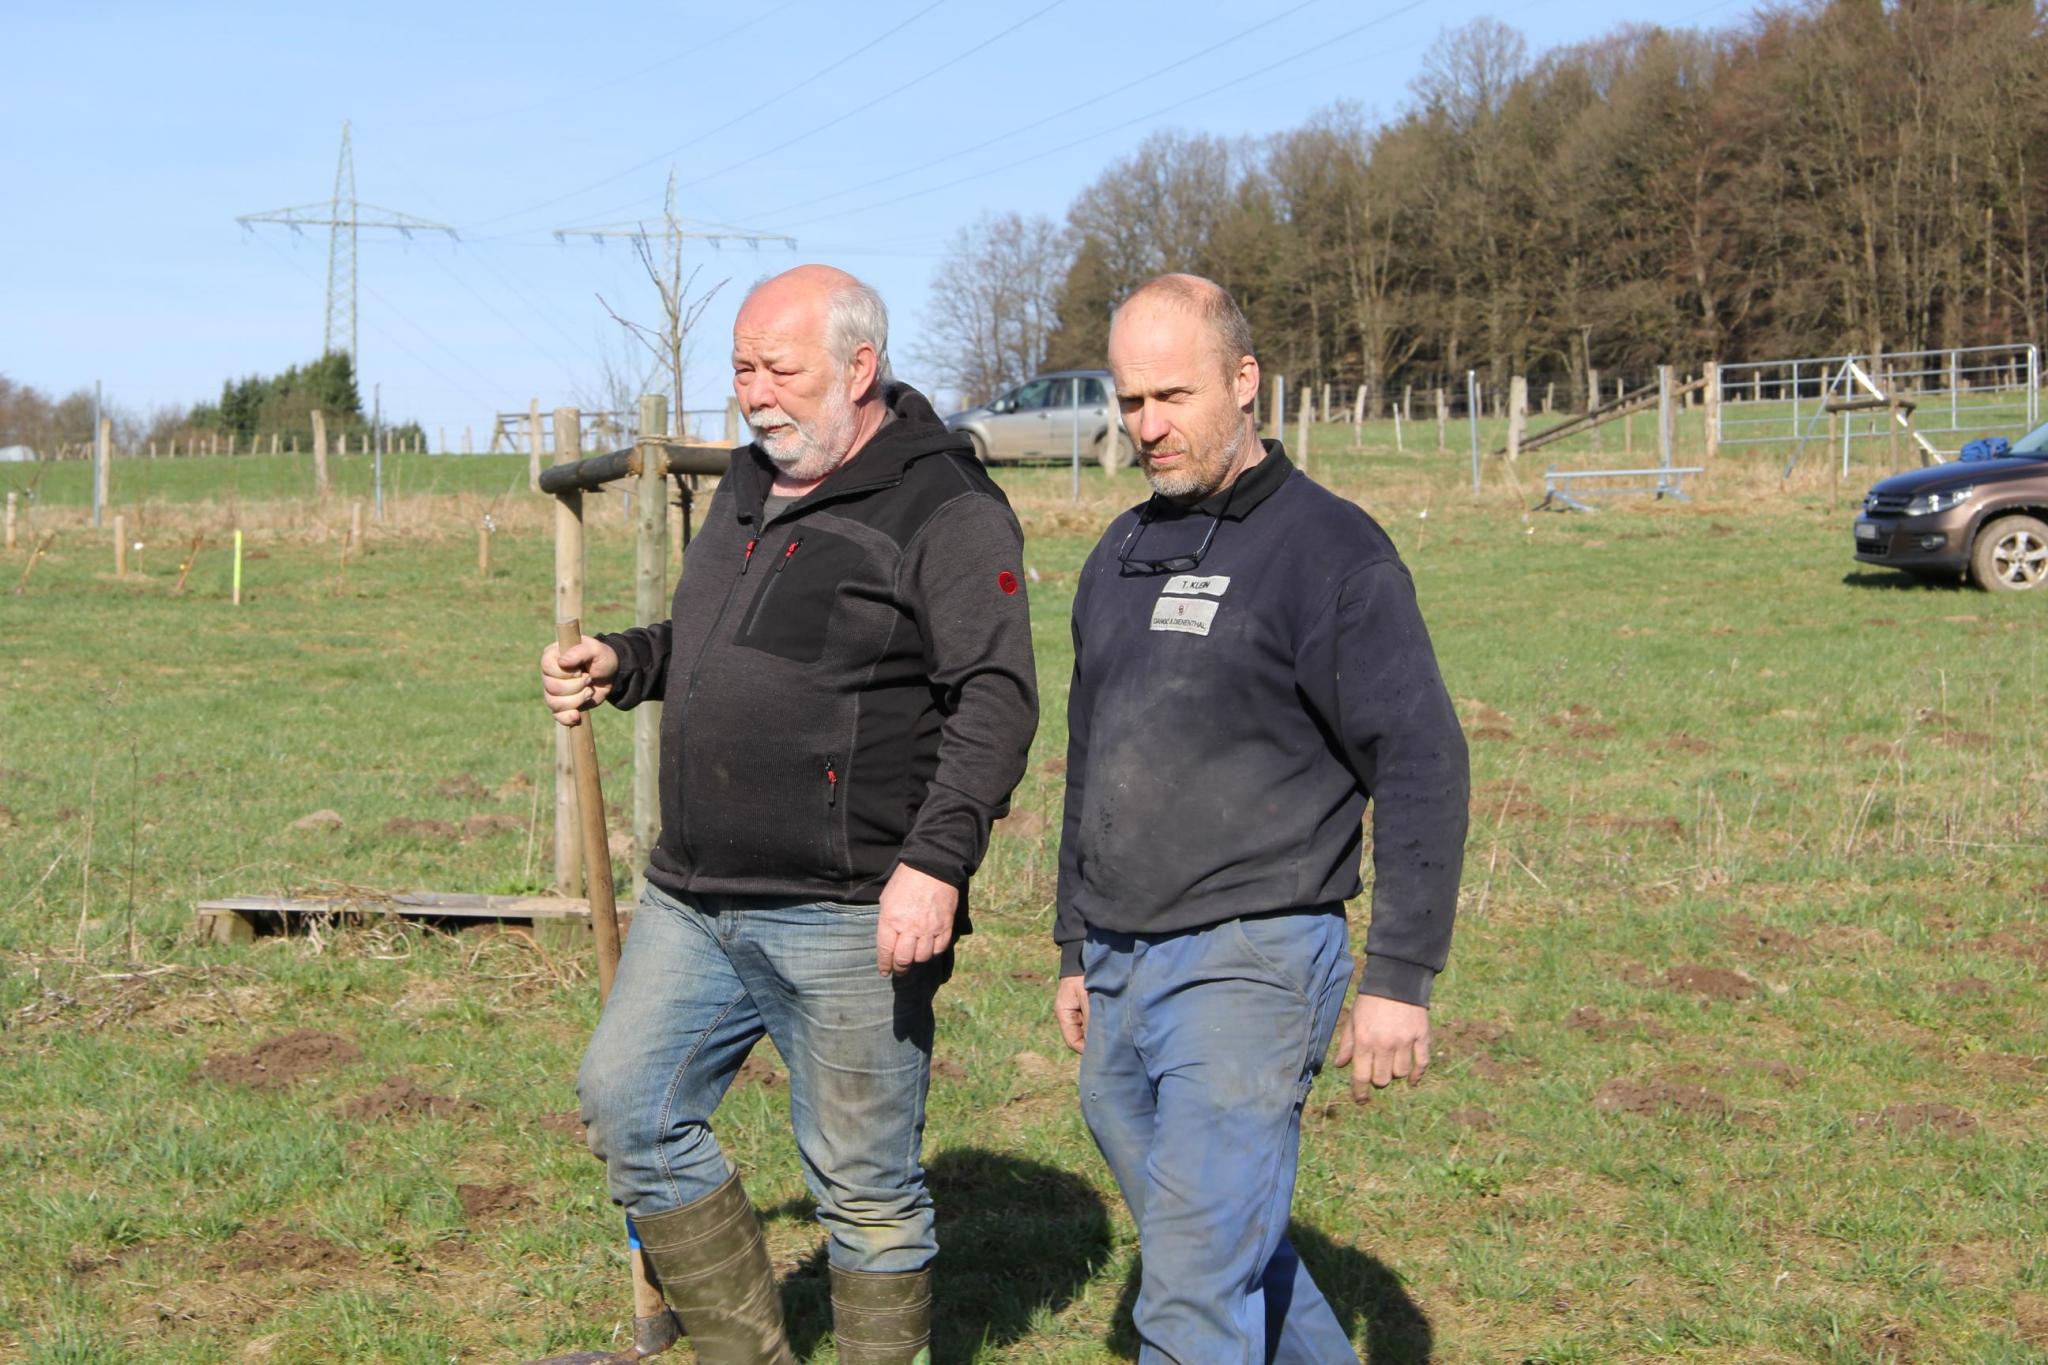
[830,1265,933,1365]
[633,1170,795,1365]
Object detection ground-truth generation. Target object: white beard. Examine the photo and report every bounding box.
[749,381,860,484]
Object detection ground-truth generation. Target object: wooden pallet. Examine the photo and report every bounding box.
[195,891,592,944]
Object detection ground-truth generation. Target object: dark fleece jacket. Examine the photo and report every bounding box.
[598,383,1039,927]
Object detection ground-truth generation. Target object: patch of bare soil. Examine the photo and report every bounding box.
[1722,913,1814,958]
[1970,930,2048,966]
[290,809,344,832]
[435,774,489,801]
[1595,1078,1730,1119]
[1859,1103,1979,1135]
[1859,1321,1916,1360]
[1565,1006,1673,1041]
[1930,729,1992,751]
[932,1057,968,1082]
[383,817,459,840]
[735,1051,785,1088]
[217,1221,361,1274]
[461,813,522,838]
[2015,1293,2048,1348]
[1566,720,1619,740]
[1431,1018,1510,1066]
[1037,754,1066,777]
[1933,976,1994,998]
[1468,725,1516,743]
[1008,968,1047,984]
[202,1030,362,1090]
[1733,1058,1808,1087]
[1468,1056,1534,1083]
[1649,735,1715,754]
[1445,1107,1496,1131]
[493,771,535,800]
[457,1182,534,1222]
[994,809,1049,840]
[1011,1049,1071,1084]
[0,806,18,830]
[1457,699,1516,730]
[1661,964,1756,1000]
[333,1076,486,1124]
[538,1110,588,1144]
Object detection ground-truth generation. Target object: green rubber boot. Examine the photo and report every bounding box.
[829,1265,933,1365]
[632,1171,795,1365]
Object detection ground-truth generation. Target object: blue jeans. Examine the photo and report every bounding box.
[1080,909,1357,1364]
[578,882,939,1274]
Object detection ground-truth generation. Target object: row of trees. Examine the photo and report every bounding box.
[920,0,2048,409]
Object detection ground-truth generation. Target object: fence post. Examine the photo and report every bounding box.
[1587,367,1603,455]
[1351,384,1366,449]
[1435,388,1448,453]
[1320,382,1332,425]
[95,417,112,518]
[1657,365,1675,473]
[1703,360,1720,461]
[1269,375,1285,444]
[550,405,587,898]
[1506,376,1528,463]
[528,398,544,493]
[1296,397,1310,478]
[631,396,666,907]
[1466,370,1481,495]
[311,410,330,496]
[1542,382,1553,414]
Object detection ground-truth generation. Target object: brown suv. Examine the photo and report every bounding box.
[1853,426,2048,591]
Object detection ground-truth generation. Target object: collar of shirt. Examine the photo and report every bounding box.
[1187,440,1293,520]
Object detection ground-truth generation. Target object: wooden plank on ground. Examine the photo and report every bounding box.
[195,891,593,944]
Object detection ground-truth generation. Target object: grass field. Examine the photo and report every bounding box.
[1,427,2043,1363]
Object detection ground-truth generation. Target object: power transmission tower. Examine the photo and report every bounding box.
[556,170,795,428]
[236,120,456,364]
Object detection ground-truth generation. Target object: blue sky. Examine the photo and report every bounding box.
[3,0,1746,443]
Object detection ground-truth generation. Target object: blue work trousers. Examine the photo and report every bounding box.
[1080,908,1358,1364]
[577,882,939,1274]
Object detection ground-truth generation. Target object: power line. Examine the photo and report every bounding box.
[766,0,1435,235]
[466,0,951,234]
[722,0,1328,229]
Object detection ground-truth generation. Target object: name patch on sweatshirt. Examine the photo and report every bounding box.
[1150,596,1218,635]
[1163,573,1231,597]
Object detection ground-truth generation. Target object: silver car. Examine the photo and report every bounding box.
[945,369,1131,471]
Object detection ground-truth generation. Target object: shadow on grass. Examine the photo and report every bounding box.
[1840,568,1969,591]
[1106,1220,1433,1364]
[763,1147,1113,1360]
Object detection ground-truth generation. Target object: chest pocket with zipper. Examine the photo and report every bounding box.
[735,525,868,663]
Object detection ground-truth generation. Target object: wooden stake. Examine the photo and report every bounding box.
[311,410,330,497]
[553,452,586,898]
[232,529,243,605]
[349,498,364,555]
[174,535,202,595]
[478,520,493,578]
[630,397,665,909]
[1506,376,1528,463]
[529,397,544,493]
[1435,388,1448,452]
[14,533,52,594]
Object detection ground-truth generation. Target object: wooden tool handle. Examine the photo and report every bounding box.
[556,618,622,1002]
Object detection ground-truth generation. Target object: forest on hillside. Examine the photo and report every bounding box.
[922,0,2048,409]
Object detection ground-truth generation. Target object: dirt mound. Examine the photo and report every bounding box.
[1930,729,1991,751]
[735,1052,785,1088]
[1650,735,1715,754]
[383,817,459,840]
[1565,1006,1671,1040]
[538,1111,588,1144]
[290,809,344,832]
[1445,1107,1496,1131]
[0,806,17,831]
[1933,976,1994,998]
[1662,964,1756,1000]
[203,1030,361,1090]
[461,813,522,838]
[219,1222,360,1273]
[995,809,1049,840]
[1585,813,1684,838]
[458,1182,533,1222]
[1469,725,1515,743]
[1723,914,1813,957]
[1595,1078,1729,1119]
[1860,1103,1979,1135]
[493,771,535,800]
[333,1076,485,1124]
[1735,1058,1807,1087]
[435,774,489,800]
[1970,930,2048,966]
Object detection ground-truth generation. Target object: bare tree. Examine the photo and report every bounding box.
[916,211,1070,407]
[597,172,729,433]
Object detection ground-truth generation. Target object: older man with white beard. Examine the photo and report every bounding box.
[540,264,1038,1364]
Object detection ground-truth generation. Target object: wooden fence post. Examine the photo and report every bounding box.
[311,410,330,497]
[96,417,112,516]
[349,498,365,554]
[1296,397,1310,478]
[1269,375,1285,444]
[1703,360,1721,461]
[552,410,586,899]
[1351,384,1366,449]
[1587,368,1603,454]
[631,396,666,906]
[1658,365,1675,470]
[1506,376,1528,462]
[1436,387,1448,452]
[528,398,545,492]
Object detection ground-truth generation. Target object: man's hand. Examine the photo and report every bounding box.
[540,636,619,727]
[1054,975,1089,1054]
[876,863,957,976]
[1332,994,1431,1101]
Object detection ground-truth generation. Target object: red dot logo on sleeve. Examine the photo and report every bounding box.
[998,570,1019,595]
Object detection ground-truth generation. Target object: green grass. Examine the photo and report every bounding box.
[1,430,2043,1361]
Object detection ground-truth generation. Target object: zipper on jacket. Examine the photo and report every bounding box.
[777,538,803,571]
[824,755,839,807]
[741,537,758,573]
[741,538,804,637]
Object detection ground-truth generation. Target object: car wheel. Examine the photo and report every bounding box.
[1968,514,2048,592]
[966,431,990,465]
[1095,430,1130,474]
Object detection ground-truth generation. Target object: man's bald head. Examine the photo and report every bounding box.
[740,264,891,386]
[1112,273,1256,383]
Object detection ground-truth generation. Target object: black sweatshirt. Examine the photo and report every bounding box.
[597,383,1039,923]
[1055,444,1469,1006]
